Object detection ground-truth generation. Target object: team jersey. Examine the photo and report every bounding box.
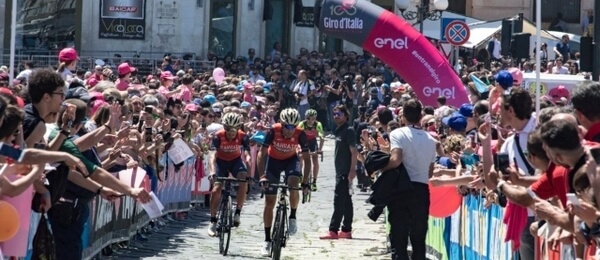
[263,123,309,160]
[298,121,324,141]
[212,129,250,161]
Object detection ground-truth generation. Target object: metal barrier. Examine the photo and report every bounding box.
[0,54,215,76]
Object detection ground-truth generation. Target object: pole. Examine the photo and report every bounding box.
[9,0,17,87]
[594,0,600,81]
[534,0,541,114]
[454,46,459,73]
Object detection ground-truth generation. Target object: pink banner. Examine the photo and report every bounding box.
[316,0,468,107]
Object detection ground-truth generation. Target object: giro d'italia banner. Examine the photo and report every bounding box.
[314,0,468,107]
[99,0,146,40]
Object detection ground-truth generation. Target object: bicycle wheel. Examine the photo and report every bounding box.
[218,197,229,254]
[223,197,233,256]
[271,208,285,260]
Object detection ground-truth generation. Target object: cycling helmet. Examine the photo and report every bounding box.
[280,108,301,126]
[222,112,242,127]
[305,109,318,118]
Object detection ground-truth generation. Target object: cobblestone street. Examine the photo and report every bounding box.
[110,139,390,260]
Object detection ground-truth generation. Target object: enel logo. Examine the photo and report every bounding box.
[423,86,455,99]
[373,37,409,50]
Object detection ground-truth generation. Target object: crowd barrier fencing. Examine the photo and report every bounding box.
[0,54,216,78]
[80,156,212,259]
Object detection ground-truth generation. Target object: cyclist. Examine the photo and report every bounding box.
[257,108,311,256]
[298,109,324,191]
[207,113,251,237]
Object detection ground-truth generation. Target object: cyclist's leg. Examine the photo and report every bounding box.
[210,159,228,220]
[308,140,319,185]
[263,157,282,242]
[285,156,302,217]
[232,158,248,213]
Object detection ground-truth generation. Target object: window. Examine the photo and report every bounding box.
[319,33,342,53]
[533,0,580,23]
[209,0,237,57]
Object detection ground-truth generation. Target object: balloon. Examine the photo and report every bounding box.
[212,67,225,84]
[0,201,20,242]
[428,179,462,218]
[315,0,469,107]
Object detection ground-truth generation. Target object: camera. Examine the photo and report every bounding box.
[343,74,353,87]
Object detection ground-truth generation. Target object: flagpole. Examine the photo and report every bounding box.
[9,0,17,86]
[534,0,541,114]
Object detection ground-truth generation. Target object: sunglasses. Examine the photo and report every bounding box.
[333,112,344,117]
[224,126,238,132]
[283,124,296,130]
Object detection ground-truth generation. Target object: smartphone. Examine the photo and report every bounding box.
[0,143,24,162]
[590,147,600,164]
[566,193,580,205]
[33,143,47,150]
[132,114,140,125]
[144,127,153,142]
[144,106,153,114]
[496,153,510,175]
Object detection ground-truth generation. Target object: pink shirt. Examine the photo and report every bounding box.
[175,85,192,102]
[115,79,130,91]
[243,92,255,104]
[158,86,169,97]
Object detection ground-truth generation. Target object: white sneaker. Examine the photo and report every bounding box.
[207,222,217,237]
[233,214,241,227]
[288,218,297,235]
[261,241,272,257]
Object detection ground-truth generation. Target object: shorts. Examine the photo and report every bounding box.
[264,156,302,195]
[307,139,318,153]
[215,157,247,181]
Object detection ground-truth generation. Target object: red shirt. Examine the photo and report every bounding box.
[212,130,250,161]
[530,163,570,208]
[585,122,600,142]
[263,124,309,160]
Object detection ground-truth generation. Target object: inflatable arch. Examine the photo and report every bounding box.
[314,0,469,107]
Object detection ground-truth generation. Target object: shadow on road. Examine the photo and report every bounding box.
[106,187,265,259]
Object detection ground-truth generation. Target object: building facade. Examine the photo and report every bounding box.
[0,0,593,60]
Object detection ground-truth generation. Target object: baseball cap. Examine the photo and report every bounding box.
[117,63,136,76]
[0,88,24,108]
[442,113,468,132]
[548,85,570,102]
[508,67,523,86]
[58,48,79,62]
[160,71,176,81]
[203,94,216,104]
[184,103,198,112]
[494,70,513,90]
[241,101,251,109]
[458,103,473,118]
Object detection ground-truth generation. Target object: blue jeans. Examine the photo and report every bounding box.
[297,103,310,121]
[326,101,339,132]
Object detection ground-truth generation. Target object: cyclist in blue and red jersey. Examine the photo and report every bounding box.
[257,108,311,256]
[207,113,251,237]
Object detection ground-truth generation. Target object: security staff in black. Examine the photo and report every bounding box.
[320,105,358,239]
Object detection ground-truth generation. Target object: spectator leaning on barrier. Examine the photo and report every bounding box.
[570,81,600,142]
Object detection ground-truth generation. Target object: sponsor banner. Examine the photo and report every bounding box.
[315,0,468,107]
[99,0,146,40]
[425,194,514,260]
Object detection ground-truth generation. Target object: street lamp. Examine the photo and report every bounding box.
[395,0,448,33]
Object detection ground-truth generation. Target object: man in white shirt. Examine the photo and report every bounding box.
[551,58,569,74]
[496,87,537,260]
[380,99,437,260]
[293,70,316,120]
[16,60,34,83]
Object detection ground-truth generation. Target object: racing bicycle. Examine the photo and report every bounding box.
[261,182,302,260]
[215,176,247,256]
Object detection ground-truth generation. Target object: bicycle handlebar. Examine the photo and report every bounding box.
[214,176,248,183]
[259,182,304,198]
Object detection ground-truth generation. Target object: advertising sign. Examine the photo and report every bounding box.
[99,0,146,40]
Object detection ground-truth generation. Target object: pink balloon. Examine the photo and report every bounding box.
[212,67,225,84]
[429,181,462,218]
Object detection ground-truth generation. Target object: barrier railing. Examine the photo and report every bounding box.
[0,55,216,77]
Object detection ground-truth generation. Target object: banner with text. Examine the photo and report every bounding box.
[99,0,146,40]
